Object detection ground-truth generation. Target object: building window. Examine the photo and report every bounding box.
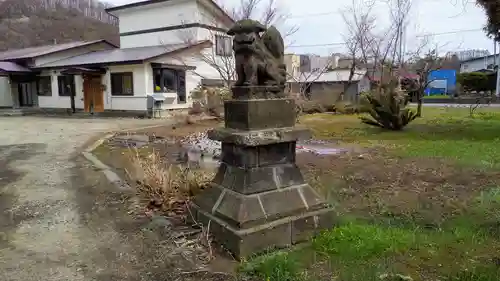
[57,75,75,96]
[152,67,186,103]
[37,76,52,96]
[215,35,232,56]
[154,68,178,93]
[110,72,134,96]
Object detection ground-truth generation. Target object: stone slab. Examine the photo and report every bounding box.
[190,202,335,260]
[231,86,287,99]
[213,162,306,194]
[208,127,312,146]
[192,183,329,229]
[224,99,295,130]
[221,142,296,168]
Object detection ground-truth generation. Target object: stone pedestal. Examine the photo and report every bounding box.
[189,86,335,259]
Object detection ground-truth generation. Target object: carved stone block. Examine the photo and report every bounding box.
[224,98,295,130]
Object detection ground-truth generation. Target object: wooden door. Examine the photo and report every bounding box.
[83,75,104,113]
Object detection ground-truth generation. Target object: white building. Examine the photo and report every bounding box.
[460,54,500,73]
[288,69,371,102]
[0,0,234,116]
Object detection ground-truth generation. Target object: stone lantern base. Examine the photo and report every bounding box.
[189,86,335,260]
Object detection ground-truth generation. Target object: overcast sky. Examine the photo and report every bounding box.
[107,0,493,56]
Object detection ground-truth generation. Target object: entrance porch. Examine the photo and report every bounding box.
[60,67,106,114]
[0,62,39,109]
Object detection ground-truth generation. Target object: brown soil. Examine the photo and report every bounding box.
[96,118,500,228]
[298,148,500,226]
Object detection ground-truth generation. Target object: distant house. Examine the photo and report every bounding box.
[0,0,234,116]
[288,68,371,102]
[284,54,301,79]
[460,54,500,73]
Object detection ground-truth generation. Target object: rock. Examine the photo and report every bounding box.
[143,215,173,233]
[379,273,413,281]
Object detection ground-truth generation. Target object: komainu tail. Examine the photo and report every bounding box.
[261,26,284,59]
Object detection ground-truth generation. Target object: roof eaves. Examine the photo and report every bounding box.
[145,40,212,61]
[35,41,211,69]
[461,54,497,63]
[35,59,146,69]
[0,39,118,61]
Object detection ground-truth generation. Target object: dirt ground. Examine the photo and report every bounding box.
[0,116,240,281]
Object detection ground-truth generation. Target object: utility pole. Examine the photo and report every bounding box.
[496,39,500,97]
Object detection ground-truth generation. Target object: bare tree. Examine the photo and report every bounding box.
[404,47,442,116]
[173,0,298,88]
[341,0,412,94]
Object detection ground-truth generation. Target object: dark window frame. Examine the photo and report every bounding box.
[153,68,178,93]
[215,35,232,57]
[37,76,52,96]
[152,67,187,104]
[57,75,75,97]
[110,72,134,96]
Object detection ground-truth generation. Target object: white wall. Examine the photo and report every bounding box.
[117,0,198,34]
[0,77,13,107]
[37,70,75,109]
[37,63,193,112]
[358,76,371,93]
[33,42,116,67]
[116,0,199,48]
[120,27,199,48]
[105,64,149,111]
[461,55,500,73]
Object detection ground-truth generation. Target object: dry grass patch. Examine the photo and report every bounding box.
[126,147,214,215]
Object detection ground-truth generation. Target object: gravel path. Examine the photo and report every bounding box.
[0,116,216,281]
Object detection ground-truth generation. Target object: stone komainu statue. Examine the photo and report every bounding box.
[227,19,287,90]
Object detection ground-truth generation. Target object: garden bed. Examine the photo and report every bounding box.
[93,107,500,281]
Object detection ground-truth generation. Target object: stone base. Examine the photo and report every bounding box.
[190,200,335,260]
[231,86,286,99]
[190,182,335,260]
[208,126,311,146]
[224,98,295,130]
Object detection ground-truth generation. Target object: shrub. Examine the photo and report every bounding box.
[203,87,230,117]
[360,90,418,130]
[335,100,357,114]
[190,83,205,101]
[357,92,372,113]
[188,101,204,115]
[300,100,326,114]
[457,72,494,93]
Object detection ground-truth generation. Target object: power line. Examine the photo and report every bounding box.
[288,42,345,48]
[287,0,468,19]
[289,10,341,19]
[287,28,485,48]
[415,28,483,37]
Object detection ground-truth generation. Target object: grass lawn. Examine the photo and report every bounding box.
[240,107,500,281]
[423,95,451,99]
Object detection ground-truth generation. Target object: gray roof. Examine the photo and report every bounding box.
[0,62,32,72]
[289,69,367,83]
[36,41,208,68]
[0,40,115,61]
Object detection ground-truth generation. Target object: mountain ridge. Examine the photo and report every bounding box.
[0,0,119,51]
